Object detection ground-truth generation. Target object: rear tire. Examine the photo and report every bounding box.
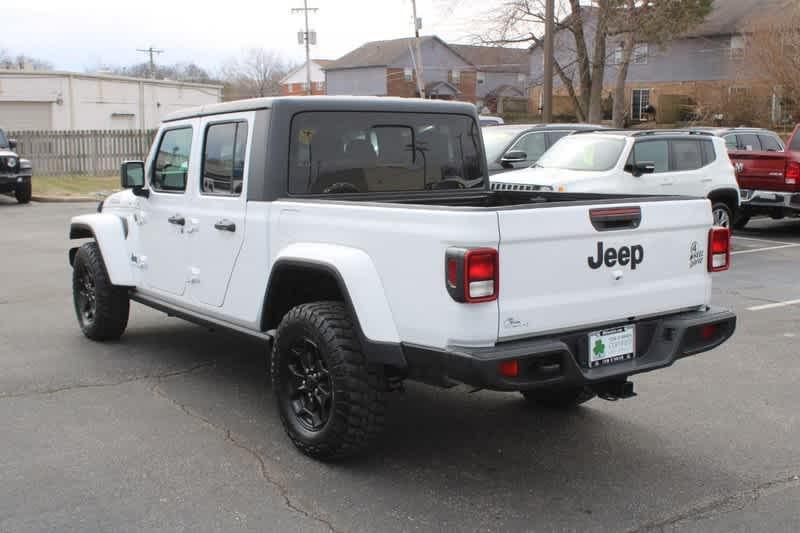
[271,301,387,460]
[521,386,596,409]
[72,242,130,341]
[15,181,31,204]
[711,202,732,229]
[732,213,751,230]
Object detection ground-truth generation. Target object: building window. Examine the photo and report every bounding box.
[632,88,651,121]
[729,86,751,98]
[315,81,324,91]
[633,43,648,64]
[300,82,308,92]
[730,35,745,60]
[451,69,461,84]
[403,67,413,81]
[477,72,485,85]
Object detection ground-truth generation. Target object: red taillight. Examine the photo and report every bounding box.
[445,247,499,303]
[465,249,498,302]
[700,324,718,340]
[498,359,519,378]
[708,227,731,272]
[786,161,800,185]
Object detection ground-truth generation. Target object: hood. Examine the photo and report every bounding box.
[490,166,607,187]
[0,149,18,158]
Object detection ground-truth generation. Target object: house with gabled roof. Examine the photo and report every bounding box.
[324,36,529,110]
[280,59,334,96]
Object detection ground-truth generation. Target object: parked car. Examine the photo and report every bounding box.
[68,97,735,460]
[0,128,33,204]
[479,115,504,127]
[692,126,800,229]
[490,130,741,227]
[483,123,606,175]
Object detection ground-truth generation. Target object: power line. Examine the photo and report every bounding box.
[136,46,164,79]
[291,1,318,96]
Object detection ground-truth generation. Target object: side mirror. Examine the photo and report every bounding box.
[120,160,148,197]
[627,161,656,177]
[501,150,528,164]
[8,139,17,150]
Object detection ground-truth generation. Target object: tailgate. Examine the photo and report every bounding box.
[497,199,712,341]
[733,152,790,192]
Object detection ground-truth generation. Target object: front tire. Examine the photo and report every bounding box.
[521,386,596,409]
[271,301,387,460]
[711,202,732,229]
[72,242,130,341]
[15,181,31,204]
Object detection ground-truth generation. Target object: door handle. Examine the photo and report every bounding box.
[214,219,236,232]
[168,215,186,226]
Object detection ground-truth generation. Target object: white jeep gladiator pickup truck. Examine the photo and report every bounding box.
[69,96,736,460]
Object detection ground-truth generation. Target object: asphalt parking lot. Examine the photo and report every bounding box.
[1,198,799,532]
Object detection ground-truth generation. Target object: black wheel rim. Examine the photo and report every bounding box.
[75,263,97,327]
[283,337,333,432]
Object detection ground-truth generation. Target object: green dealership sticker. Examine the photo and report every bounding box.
[593,339,606,357]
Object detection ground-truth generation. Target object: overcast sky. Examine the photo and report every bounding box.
[2,0,494,74]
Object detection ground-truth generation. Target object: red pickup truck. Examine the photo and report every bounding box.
[703,126,800,229]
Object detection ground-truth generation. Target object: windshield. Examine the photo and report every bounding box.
[289,111,485,194]
[536,136,625,171]
[0,129,8,149]
[482,128,524,162]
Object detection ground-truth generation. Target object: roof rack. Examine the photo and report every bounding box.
[630,129,715,137]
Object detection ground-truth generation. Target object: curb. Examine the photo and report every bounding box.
[32,195,101,203]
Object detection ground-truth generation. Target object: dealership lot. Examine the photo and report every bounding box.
[1,198,799,532]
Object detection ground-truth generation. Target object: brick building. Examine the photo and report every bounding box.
[279,59,333,96]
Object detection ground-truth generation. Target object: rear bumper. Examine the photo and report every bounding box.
[403,307,736,391]
[740,189,800,214]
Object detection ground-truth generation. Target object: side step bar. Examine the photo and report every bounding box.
[129,291,274,343]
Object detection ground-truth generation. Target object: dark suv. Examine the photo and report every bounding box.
[482,123,606,175]
[0,129,32,204]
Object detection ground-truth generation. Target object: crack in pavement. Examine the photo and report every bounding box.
[627,473,800,532]
[149,379,338,533]
[0,362,216,400]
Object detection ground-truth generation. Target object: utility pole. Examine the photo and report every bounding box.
[411,0,426,98]
[542,0,554,122]
[136,46,164,79]
[292,0,318,96]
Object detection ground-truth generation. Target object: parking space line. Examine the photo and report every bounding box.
[732,244,800,256]
[747,299,800,312]
[732,236,798,246]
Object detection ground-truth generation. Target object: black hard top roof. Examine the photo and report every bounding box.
[164,95,479,122]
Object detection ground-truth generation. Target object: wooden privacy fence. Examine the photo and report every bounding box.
[8,129,158,177]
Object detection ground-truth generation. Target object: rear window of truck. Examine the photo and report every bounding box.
[288,111,484,194]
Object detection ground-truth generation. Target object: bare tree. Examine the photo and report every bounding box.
[221,48,295,99]
[744,5,800,122]
[95,62,218,84]
[0,50,53,71]
[476,0,712,124]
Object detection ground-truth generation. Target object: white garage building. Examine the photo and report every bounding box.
[0,70,223,131]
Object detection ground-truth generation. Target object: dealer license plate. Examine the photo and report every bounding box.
[588,325,635,368]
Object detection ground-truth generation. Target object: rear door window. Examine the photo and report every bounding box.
[289,111,484,194]
[631,140,669,173]
[758,134,783,152]
[723,134,738,151]
[671,140,704,171]
[201,121,248,196]
[152,127,193,193]
[737,133,761,152]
